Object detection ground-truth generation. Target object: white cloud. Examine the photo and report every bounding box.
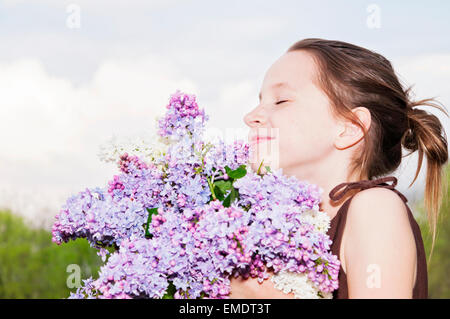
[0,55,201,228]
[0,52,260,228]
[0,56,198,164]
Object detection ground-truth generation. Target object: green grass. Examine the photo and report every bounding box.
[0,210,102,298]
[416,164,450,298]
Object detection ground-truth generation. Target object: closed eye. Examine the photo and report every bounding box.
[275,100,288,105]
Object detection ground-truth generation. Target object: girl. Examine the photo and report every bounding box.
[229,38,448,299]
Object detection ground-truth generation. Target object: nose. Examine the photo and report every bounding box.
[243,105,268,128]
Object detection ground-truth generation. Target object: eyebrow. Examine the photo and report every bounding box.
[258,82,294,101]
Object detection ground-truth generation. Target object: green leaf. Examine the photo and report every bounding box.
[145,207,158,239]
[223,188,239,208]
[214,180,232,193]
[227,165,247,179]
[213,185,225,201]
[223,192,231,207]
[264,166,271,173]
[234,188,240,201]
[230,188,237,203]
[224,166,232,176]
[162,281,177,299]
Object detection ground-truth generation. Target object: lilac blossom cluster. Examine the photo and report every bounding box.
[233,170,339,292]
[157,89,207,143]
[53,90,340,299]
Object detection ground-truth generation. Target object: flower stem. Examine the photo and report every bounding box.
[207,177,217,200]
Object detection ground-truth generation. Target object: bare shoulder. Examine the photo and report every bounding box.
[342,187,417,297]
[347,187,411,228]
[344,186,415,255]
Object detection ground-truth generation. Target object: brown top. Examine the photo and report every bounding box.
[326,176,428,299]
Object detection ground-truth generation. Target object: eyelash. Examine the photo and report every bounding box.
[275,100,288,105]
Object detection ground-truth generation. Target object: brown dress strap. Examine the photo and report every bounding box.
[329,176,408,203]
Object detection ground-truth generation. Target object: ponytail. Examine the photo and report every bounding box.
[401,88,449,260]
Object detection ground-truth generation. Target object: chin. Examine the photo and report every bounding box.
[249,161,260,173]
[249,146,281,173]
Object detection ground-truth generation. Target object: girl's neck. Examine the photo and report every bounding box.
[283,164,366,221]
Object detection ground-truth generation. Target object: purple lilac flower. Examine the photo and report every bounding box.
[158,90,208,142]
[52,187,148,248]
[54,90,340,299]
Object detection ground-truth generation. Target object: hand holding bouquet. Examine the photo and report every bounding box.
[52,90,340,299]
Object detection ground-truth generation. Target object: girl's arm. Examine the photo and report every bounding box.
[344,187,417,298]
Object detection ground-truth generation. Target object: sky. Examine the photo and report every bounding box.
[0,0,449,228]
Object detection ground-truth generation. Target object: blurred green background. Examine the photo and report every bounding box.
[0,164,448,298]
[0,210,102,298]
[416,164,450,298]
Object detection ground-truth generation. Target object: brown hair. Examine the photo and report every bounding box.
[287,38,448,258]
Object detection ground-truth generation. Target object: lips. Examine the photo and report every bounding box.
[250,136,275,144]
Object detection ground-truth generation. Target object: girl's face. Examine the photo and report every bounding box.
[244,50,342,176]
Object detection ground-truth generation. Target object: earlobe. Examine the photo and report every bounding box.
[334,107,371,150]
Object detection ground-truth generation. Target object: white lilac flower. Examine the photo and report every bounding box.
[97,132,169,166]
[296,209,331,234]
[270,270,333,299]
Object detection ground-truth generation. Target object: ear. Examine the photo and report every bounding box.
[334,107,371,150]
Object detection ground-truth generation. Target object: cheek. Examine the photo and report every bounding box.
[279,111,336,161]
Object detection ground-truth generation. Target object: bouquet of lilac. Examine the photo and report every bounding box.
[52,90,340,299]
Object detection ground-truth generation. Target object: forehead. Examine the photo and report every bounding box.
[259,51,317,99]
